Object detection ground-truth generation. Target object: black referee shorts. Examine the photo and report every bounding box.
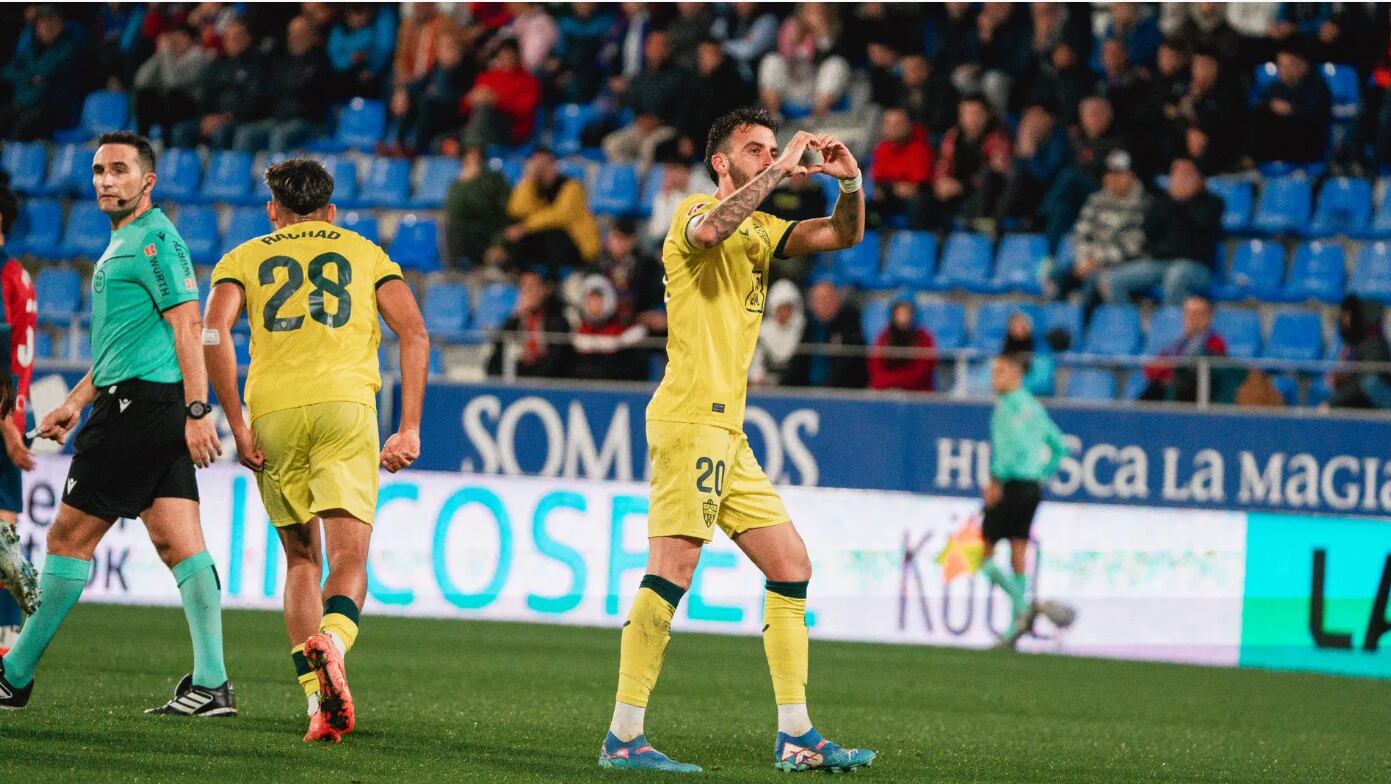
[63,379,199,520]
[982,480,1043,544]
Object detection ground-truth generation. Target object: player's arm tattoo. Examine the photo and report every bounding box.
[687,166,789,248]
[827,189,864,246]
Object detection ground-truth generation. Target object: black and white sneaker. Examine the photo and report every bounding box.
[145,674,237,717]
[0,656,33,710]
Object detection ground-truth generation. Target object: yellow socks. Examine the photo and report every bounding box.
[611,574,685,740]
[763,581,810,707]
[320,595,361,655]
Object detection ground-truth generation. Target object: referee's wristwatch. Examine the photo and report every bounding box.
[186,401,212,420]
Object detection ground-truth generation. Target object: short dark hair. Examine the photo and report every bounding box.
[998,351,1031,374]
[265,158,335,216]
[0,180,18,241]
[704,106,779,181]
[96,131,156,173]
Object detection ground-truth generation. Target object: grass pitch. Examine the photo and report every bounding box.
[2,604,1389,783]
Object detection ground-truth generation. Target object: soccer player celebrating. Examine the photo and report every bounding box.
[0,181,38,651]
[598,107,876,774]
[0,132,233,715]
[203,159,427,743]
[981,353,1069,648]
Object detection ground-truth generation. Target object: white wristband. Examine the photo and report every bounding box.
[838,174,862,194]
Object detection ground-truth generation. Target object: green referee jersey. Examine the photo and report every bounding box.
[989,387,1069,482]
[90,207,199,387]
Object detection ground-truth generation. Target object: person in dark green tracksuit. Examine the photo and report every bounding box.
[982,352,1069,648]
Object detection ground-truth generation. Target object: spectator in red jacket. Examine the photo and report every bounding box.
[571,274,650,382]
[869,107,933,229]
[1140,295,1226,403]
[869,299,937,392]
[462,38,542,146]
[931,95,1012,230]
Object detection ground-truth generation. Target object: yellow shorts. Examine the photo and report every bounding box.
[252,401,380,527]
[646,420,790,542]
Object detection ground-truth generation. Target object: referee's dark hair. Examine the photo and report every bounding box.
[265,158,335,217]
[705,106,780,181]
[96,130,156,173]
[999,351,1032,375]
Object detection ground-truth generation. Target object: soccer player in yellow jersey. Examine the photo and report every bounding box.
[598,107,876,774]
[202,159,429,744]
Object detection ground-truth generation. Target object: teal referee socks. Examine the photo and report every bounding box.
[173,551,228,688]
[2,554,91,687]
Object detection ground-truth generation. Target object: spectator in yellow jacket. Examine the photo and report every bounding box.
[503,148,600,275]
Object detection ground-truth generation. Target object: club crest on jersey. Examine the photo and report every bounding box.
[702,499,717,527]
[144,243,157,257]
[685,201,708,218]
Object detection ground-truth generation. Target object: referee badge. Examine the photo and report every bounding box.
[144,243,157,257]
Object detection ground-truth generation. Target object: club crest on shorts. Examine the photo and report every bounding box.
[702,499,717,527]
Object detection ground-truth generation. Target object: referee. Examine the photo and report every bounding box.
[981,352,1069,649]
[0,132,235,716]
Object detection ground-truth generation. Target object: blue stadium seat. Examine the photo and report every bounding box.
[1324,63,1360,123]
[362,157,411,208]
[933,232,992,292]
[200,150,254,204]
[474,282,519,332]
[1123,370,1148,401]
[1283,241,1345,303]
[320,155,362,208]
[1066,368,1117,401]
[590,163,641,217]
[421,282,471,341]
[232,330,251,366]
[917,301,966,350]
[1040,302,1083,347]
[339,211,380,245]
[1081,305,1141,356]
[2,142,47,193]
[333,98,387,152]
[35,268,82,326]
[409,156,460,210]
[550,103,595,157]
[831,231,881,287]
[1369,190,1391,239]
[558,159,591,188]
[1307,177,1372,237]
[639,166,663,217]
[60,203,110,260]
[389,214,440,272]
[1263,311,1323,362]
[1054,234,1075,268]
[491,156,525,186]
[882,231,937,288]
[221,206,269,255]
[1142,306,1184,355]
[34,330,54,360]
[1350,241,1391,303]
[1211,308,1262,358]
[250,152,291,203]
[1206,178,1254,233]
[990,234,1046,294]
[35,143,88,197]
[54,90,130,143]
[1251,175,1313,235]
[176,205,220,266]
[860,297,891,342]
[429,346,446,375]
[8,198,63,258]
[1213,239,1285,301]
[154,147,201,203]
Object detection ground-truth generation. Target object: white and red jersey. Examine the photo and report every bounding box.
[1,258,36,430]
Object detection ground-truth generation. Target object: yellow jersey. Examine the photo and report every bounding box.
[211,220,404,421]
[647,193,797,431]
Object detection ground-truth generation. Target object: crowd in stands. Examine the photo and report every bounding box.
[4,2,1391,410]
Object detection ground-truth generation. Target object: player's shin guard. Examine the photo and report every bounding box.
[615,575,684,709]
[2,555,90,686]
[172,551,228,688]
[291,643,320,710]
[762,581,809,704]
[319,595,360,655]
